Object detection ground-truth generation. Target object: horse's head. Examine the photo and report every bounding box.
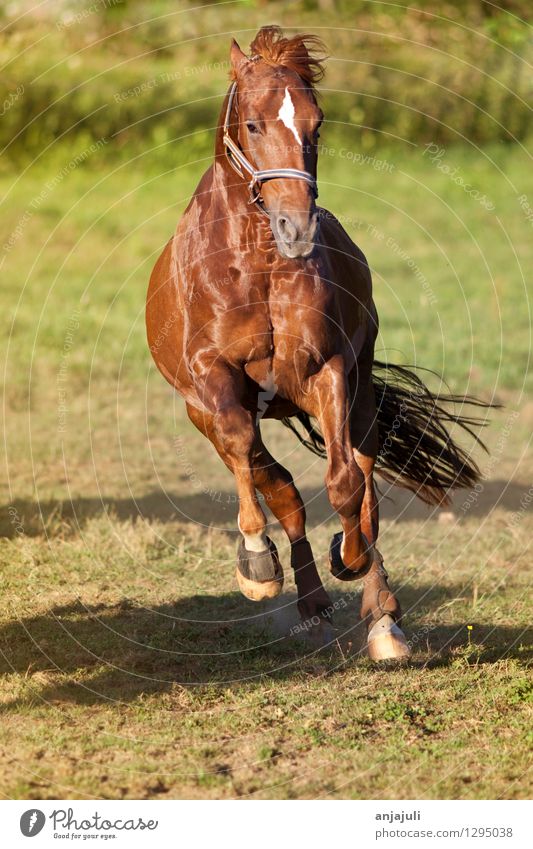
[226,27,326,259]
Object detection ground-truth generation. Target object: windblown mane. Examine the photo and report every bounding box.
[241,25,327,88]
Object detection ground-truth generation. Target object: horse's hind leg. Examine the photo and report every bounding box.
[349,362,410,662]
[303,355,371,576]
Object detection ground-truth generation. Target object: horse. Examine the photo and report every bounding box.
[146,26,486,662]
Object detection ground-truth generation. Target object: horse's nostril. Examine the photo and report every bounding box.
[277,215,298,244]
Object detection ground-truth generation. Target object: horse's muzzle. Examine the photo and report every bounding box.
[271,210,319,259]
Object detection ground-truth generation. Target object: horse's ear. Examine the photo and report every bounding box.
[230,39,249,75]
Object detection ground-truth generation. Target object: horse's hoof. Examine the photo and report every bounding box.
[236,537,284,601]
[367,614,411,663]
[329,531,372,581]
[293,613,334,647]
[312,618,335,648]
[304,620,335,649]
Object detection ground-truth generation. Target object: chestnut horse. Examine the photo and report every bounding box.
[147,27,485,661]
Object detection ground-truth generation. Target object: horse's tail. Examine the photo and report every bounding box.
[369,360,493,504]
[281,359,494,506]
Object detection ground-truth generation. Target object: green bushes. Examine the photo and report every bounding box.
[0,0,530,165]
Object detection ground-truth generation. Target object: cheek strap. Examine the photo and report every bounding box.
[222,82,318,216]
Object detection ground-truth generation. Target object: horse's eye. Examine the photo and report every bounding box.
[246,122,259,134]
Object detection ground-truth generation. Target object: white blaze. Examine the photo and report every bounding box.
[278,87,301,145]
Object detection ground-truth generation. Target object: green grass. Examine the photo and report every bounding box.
[0,139,532,798]
[0,513,531,799]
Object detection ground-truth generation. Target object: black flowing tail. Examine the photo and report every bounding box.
[281,359,494,506]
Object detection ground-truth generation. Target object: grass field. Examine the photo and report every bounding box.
[1,138,532,799]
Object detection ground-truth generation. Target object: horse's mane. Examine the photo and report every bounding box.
[239,25,327,88]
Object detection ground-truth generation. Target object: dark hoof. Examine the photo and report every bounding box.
[329,531,372,581]
[297,590,333,621]
[301,617,335,649]
[295,594,335,647]
[236,537,284,601]
[292,610,335,647]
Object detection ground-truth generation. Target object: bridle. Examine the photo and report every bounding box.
[222,79,318,217]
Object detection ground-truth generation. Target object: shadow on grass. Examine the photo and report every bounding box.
[1,477,529,538]
[0,583,530,711]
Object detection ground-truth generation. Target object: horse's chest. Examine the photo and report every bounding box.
[216,300,273,362]
[244,272,338,399]
[270,272,337,357]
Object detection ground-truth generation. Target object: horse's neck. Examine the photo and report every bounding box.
[203,160,248,223]
[183,95,269,245]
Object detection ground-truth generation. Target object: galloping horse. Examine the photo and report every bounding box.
[147,27,484,662]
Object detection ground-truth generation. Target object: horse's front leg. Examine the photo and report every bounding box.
[248,441,332,625]
[188,401,331,629]
[188,360,283,601]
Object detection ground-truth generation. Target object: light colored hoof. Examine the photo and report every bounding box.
[235,567,283,601]
[367,614,411,662]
